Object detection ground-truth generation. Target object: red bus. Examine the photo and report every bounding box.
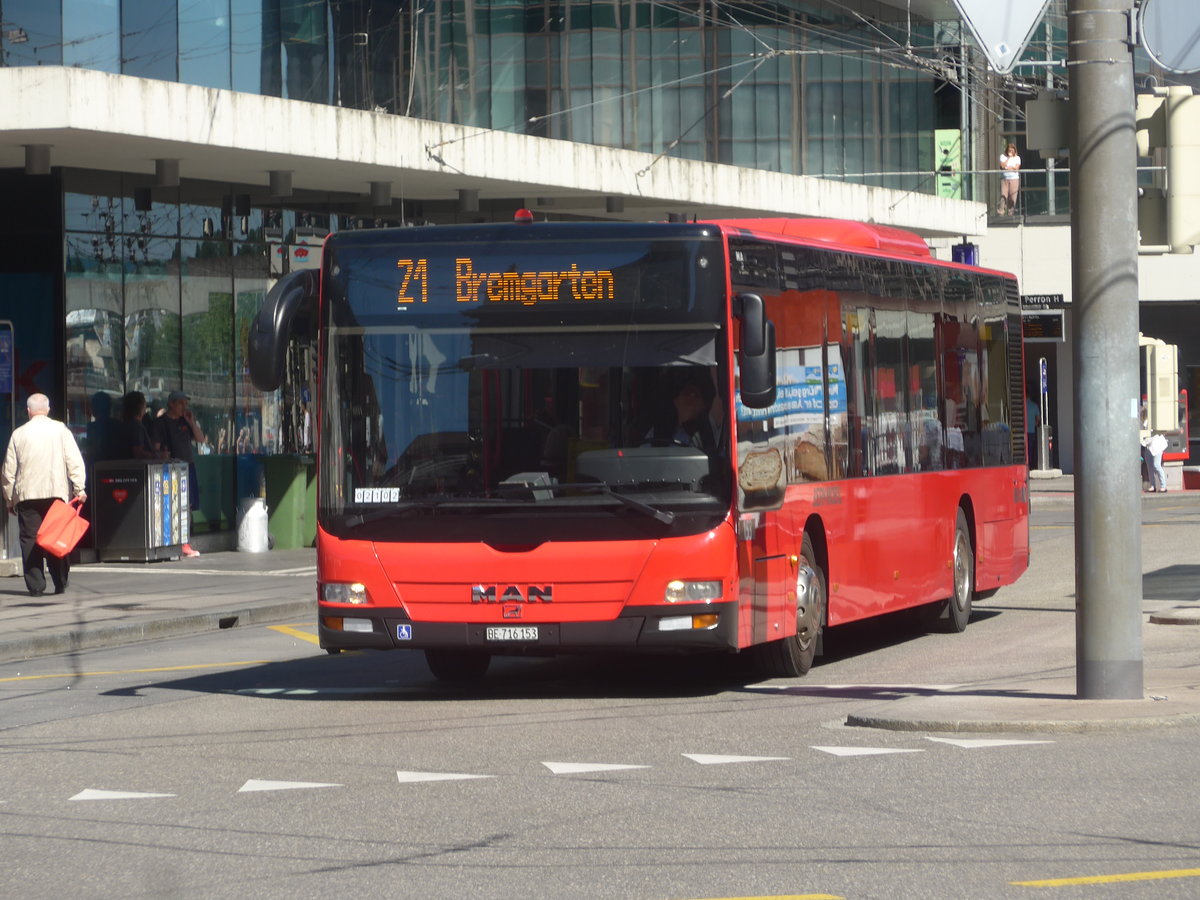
[249,216,1029,680]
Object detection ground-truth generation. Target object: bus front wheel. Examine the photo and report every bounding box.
[753,534,826,678]
[425,649,491,681]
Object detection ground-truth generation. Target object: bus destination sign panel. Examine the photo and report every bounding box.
[398,257,616,308]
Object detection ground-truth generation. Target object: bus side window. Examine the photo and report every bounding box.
[940,278,982,468]
[838,301,873,478]
[908,302,941,471]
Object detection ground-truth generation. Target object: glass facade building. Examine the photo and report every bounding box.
[0,0,1004,539]
[2,1,955,187]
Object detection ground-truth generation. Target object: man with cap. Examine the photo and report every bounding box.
[154,389,206,557]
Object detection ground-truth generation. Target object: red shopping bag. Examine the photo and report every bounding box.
[36,497,90,557]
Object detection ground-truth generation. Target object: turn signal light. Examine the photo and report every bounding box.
[658,614,720,631]
[323,616,373,633]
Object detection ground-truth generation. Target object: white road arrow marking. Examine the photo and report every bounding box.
[682,753,791,765]
[811,746,924,757]
[396,771,493,783]
[542,762,650,775]
[925,737,1054,748]
[70,789,175,801]
[238,779,342,792]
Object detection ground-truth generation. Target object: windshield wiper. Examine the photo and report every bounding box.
[538,481,675,524]
[345,484,676,528]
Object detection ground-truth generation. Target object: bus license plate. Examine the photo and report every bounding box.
[486,626,538,642]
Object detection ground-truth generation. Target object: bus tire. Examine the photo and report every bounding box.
[753,534,826,678]
[425,649,491,681]
[931,508,974,633]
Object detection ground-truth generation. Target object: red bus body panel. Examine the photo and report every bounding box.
[313,217,1029,660]
[318,523,745,644]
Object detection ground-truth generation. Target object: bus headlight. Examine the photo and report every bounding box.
[664,580,722,603]
[322,582,368,605]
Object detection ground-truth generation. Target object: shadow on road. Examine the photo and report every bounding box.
[100,605,1002,702]
[1143,564,1200,604]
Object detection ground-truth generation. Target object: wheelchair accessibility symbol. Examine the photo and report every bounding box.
[396,624,412,640]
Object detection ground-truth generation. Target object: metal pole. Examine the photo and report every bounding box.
[1039,357,1050,470]
[1045,32,1057,215]
[1069,0,1143,698]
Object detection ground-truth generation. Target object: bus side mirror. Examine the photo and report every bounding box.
[734,292,777,409]
[248,269,320,392]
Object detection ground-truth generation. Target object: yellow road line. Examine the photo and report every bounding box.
[682,895,843,899]
[1012,867,1200,887]
[269,624,320,645]
[0,660,271,684]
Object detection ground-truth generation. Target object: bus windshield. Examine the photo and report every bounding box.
[318,228,731,540]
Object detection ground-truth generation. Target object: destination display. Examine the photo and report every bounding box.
[328,234,724,324]
[397,257,616,308]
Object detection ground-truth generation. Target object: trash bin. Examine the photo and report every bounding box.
[93,460,189,562]
[263,454,315,549]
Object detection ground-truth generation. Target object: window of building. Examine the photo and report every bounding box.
[64,0,120,72]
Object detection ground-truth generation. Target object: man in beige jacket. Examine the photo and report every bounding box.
[2,394,87,596]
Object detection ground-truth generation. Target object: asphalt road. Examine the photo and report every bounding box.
[1,500,1199,899]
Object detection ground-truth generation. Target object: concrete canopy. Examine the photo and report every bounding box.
[1,67,984,238]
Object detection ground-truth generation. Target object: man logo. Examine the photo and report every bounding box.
[471,584,553,603]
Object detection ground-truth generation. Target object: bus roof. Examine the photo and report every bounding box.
[708,217,933,259]
[325,217,1015,279]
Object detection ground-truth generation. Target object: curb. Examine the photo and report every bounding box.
[0,599,315,664]
[1030,493,1073,506]
[845,709,1200,734]
[1149,606,1200,625]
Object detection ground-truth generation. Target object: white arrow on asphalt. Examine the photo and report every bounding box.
[70,789,176,801]
[925,737,1054,748]
[542,762,650,775]
[396,771,493,783]
[682,753,791,765]
[238,779,343,792]
[811,746,924,757]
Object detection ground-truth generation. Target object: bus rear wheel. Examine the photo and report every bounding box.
[753,534,826,678]
[425,649,491,681]
[927,509,974,633]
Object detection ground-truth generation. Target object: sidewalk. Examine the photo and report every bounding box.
[0,547,316,664]
[852,472,1200,732]
[1,477,1198,734]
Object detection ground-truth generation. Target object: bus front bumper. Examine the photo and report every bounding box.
[317,601,740,655]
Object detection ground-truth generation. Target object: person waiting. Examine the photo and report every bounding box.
[122,391,167,461]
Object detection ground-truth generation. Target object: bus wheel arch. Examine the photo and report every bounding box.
[928,502,975,633]
[751,521,827,679]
